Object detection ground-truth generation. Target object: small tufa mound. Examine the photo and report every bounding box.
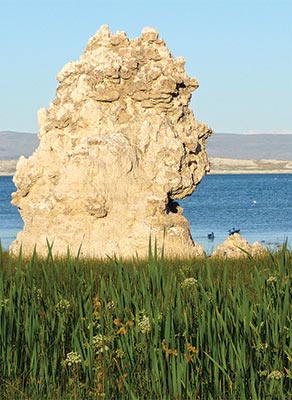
[211,233,267,259]
[10,26,213,259]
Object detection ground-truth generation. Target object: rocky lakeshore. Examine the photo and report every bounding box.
[2,157,292,176]
[0,160,18,176]
[209,157,292,174]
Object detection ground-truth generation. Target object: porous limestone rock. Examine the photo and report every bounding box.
[10,25,213,258]
[211,233,266,258]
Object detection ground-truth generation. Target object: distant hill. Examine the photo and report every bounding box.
[0,131,39,160]
[207,133,292,160]
[1,131,292,161]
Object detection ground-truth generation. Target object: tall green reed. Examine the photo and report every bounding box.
[0,242,291,398]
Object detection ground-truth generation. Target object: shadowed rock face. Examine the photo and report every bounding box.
[10,26,213,258]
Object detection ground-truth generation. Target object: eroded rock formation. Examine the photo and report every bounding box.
[10,26,213,258]
[212,233,266,258]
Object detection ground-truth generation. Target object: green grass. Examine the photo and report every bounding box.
[0,242,292,399]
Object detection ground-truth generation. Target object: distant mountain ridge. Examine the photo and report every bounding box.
[1,131,292,161]
[0,131,39,160]
[207,133,292,160]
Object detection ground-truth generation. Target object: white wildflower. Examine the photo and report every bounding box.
[138,314,151,334]
[106,300,116,310]
[267,370,284,380]
[115,349,125,358]
[64,351,82,367]
[257,342,268,351]
[181,277,198,289]
[267,276,277,285]
[0,298,9,307]
[55,299,71,314]
[33,288,43,301]
[93,334,109,354]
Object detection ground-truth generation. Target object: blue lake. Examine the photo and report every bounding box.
[181,174,292,254]
[1,174,291,254]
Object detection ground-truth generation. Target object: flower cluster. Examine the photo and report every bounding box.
[137,313,151,334]
[266,276,277,285]
[93,296,101,318]
[55,299,71,315]
[93,334,109,354]
[0,298,9,307]
[114,318,134,335]
[254,342,268,352]
[162,339,178,356]
[115,348,125,358]
[106,300,116,310]
[267,370,284,380]
[185,342,199,363]
[64,351,82,367]
[35,288,43,301]
[181,277,198,289]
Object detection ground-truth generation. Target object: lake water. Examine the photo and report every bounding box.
[1,174,291,254]
[181,174,292,254]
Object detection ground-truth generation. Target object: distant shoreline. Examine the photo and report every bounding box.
[1,158,292,176]
[0,160,17,176]
[209,157,292,174]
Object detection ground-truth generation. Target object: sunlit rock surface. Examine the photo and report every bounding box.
[212,233,266,258]
[10,26,213,258]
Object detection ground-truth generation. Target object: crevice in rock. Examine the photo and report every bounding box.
[165,195,180,214]
[189,142,201,155]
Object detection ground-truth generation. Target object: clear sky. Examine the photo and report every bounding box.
[0,0,291,134]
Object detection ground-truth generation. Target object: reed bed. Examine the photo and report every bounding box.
[0,242,292,399]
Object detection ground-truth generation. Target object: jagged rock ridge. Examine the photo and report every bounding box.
[10,26,213,258]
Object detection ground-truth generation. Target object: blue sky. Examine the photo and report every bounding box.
[0,0,291,134]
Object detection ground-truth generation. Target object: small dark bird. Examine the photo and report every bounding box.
[228,228,240,236]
